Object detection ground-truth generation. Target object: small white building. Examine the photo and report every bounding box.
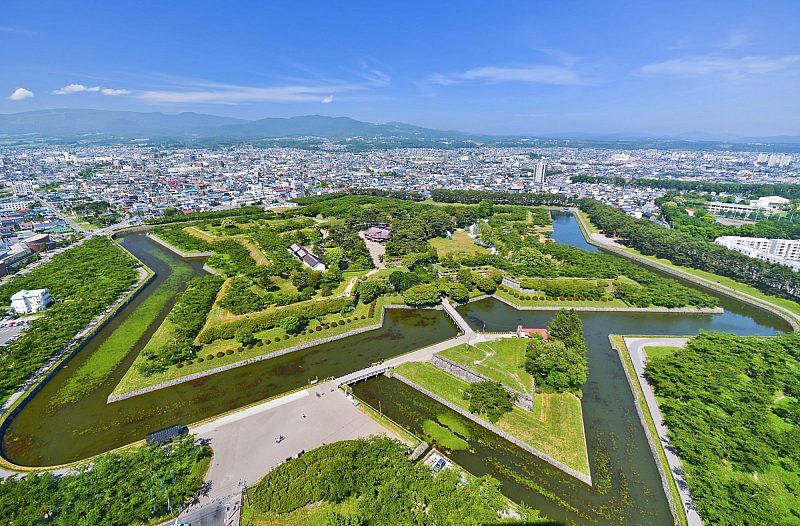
[10,288,51,315]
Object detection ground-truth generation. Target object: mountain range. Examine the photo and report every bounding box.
[0,109,467,141]
[0,109,798,148]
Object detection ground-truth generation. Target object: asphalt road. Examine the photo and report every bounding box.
[624,337,703,526]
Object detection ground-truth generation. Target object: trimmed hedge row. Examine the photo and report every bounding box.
[197,296,353,343]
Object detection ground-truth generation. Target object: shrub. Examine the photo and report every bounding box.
[184,360,193,366]
[264,339,271,344]
[256,340,263,347]
[237,347,244,352]
[315,326,322,331]
[176,362,184,368]
[227,349,235,355]
[338,320,345,326]
[274,336,281,342]
[206,354,215,360]
[245,343,252,349]
[216,351,225,358]
[197,357,204,363]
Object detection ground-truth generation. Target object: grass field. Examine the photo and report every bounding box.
[438,339,533,395]
[429,230,487,258]
[394,361,589,475]
[49,255,191,408]
[184,225,272,266]
[643,345,682,361]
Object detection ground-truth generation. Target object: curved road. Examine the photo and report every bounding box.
[624,337,703,526]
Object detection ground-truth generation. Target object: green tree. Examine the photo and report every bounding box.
[235,328,255,344]
[388,270,422,292]
[476,199,494,218]
[463,381,514,423]
[402,284,441,307]
[356,280,388,304]
[279,315,305,334]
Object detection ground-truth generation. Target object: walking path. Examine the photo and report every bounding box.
[358,231,386,269]
[624,337,703,526]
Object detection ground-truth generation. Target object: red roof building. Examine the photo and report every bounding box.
[516,325,549,340]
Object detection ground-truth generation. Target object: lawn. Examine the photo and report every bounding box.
[643,345,682,361]
[393,361,589,475]
[438,339,533,395]
[185,225,272,266]
[429,230,487,258]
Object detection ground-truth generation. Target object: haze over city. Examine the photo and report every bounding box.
[3,0,800,138]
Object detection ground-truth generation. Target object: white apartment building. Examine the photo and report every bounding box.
[11,181,35,196]
[707,195,790,216]
[10,288,51,314]
[715,236,800,271]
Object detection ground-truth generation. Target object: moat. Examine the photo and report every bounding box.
[1,213,789,525]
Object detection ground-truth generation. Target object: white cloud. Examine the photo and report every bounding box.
[430,64,588,86]
[321,95,334,104]
[140,80,368,104]
[719,30,750,50]
[640,54,800,78]
[53,83,101,95]
[8,87,34,101]
[101,88,131,96]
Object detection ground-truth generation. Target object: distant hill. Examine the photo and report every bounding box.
[0,109,466,141]
[0,109,247,138]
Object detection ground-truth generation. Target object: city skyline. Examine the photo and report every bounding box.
[2,0,800,138]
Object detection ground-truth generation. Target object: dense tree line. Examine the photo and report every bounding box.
[0,435,211,525]
[0,237,139,404]
[248,437,536,525]
[579,199,800,299]
[568,175,800,200]
[146,205,271,224]
[525,309,588,394]
[138,275,225,374]
[431,188,572,206]
[292,188,424,204]
[646,333,800,525]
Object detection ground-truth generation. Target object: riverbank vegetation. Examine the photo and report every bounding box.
[50,251,193,408]
[245,437,543,525]
[646,332,800,525]
[0,237,139,405]
[0,435,211,525]
[394,358,589,475]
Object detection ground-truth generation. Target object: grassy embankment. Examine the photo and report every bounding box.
[393,356,589,476]
[494,286,630,308]
[429,229,488,257]
[609,335,687,526]
[438,340,533,395]
[112,295,403,395]
[575,209,800,322]
[50,252,193,407]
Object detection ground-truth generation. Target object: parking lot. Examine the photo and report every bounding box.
[0,318,33,346]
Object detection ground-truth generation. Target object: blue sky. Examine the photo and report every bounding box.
[2,0,800,137]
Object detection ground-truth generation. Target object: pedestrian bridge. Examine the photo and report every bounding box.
[441,297,476,336]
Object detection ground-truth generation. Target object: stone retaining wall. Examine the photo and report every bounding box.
[146,232,213,259]
[107,304,413,402]
[609,336,681,525]
[430,355,534,411]
[391,373,592,486]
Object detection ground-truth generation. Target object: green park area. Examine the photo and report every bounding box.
[644,332,800,525]
[242,437,544,525]
[393,320,590,477]
[111,194,721,395]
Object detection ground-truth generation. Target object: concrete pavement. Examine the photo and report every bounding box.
[624,337,703,526]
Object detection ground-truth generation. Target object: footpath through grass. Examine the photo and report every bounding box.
[429,230,487,258]
[438,339,533,395]
[394,361,589,475]
[50,254,193,408]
